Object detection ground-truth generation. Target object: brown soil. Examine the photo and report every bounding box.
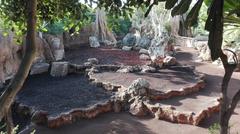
[65,46,148,66]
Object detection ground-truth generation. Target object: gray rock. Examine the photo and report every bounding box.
[139,54,151,60]
[129,99,149,116]
[117,66,141,73]
[128,78,150,96]
[50,62,69,77]
[141,65,156,73]
[122,33,137,46]
[51,38,61,49]
[84,62,92,66]
[136,36,151,48]
[53,49,65,61]
[30,62,50,75]
[139,48,149,55]
[122,46,132,51]
[87,58,99,65]
[89,36,100,48]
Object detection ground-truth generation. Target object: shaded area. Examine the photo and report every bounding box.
[20,112,208,134]
[65,46,148,66]
[17,73,113,117]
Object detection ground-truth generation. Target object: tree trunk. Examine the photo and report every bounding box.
[219,52,237,134]
[0,0,37,123]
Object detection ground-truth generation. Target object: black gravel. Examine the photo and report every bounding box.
[16,73,113,117]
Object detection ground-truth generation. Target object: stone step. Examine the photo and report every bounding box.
[145,93,220,125]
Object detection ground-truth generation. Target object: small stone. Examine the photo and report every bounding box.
[87,58,99,65]
[30,62,50,75]
[122,46,132,51]
[139,54,151,60]
[141,65,156,73]
[84,62,92,66]
[117,66,140,73]
[89,36,100,48]
[174,46,181,51]
[139,48,149,55]
[50,62,68,77]
[163,56,177,66]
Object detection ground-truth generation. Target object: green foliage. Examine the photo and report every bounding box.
[107,15,131,35]
[209,123,220,134]
[171,0,192,16]
[0,0,93,36]
[44,21,64,35]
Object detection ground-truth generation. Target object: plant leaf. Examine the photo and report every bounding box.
[171,0,192,16]
[165,0,178,9]
[205,0,224,61]
[185,0,204,27]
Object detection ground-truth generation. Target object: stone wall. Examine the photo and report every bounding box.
[0,32,21,86]
[0,32,65,86]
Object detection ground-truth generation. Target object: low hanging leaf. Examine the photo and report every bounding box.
[205,0,224,61]
[145,3,154,17]
[171,0,192,16]
[185,0,204,27]
[165,0,178,9]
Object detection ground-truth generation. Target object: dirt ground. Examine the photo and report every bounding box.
[65,46,148,66]
[20,46,240,134]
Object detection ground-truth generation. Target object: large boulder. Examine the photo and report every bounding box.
[89,36,100,48]
[122,33,137,46]
[0,32,21,84]
[136,36,151,49]
[148,37,167,62]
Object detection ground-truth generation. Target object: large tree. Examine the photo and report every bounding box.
[0,0,91,133]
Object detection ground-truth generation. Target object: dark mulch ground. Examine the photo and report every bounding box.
[65,46,148,66]
[16,73,113,117]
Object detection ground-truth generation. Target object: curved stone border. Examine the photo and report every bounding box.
[47,101,112,128]
[145,98,220,125]
[87,66,206,100]
[148,80,205,100]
